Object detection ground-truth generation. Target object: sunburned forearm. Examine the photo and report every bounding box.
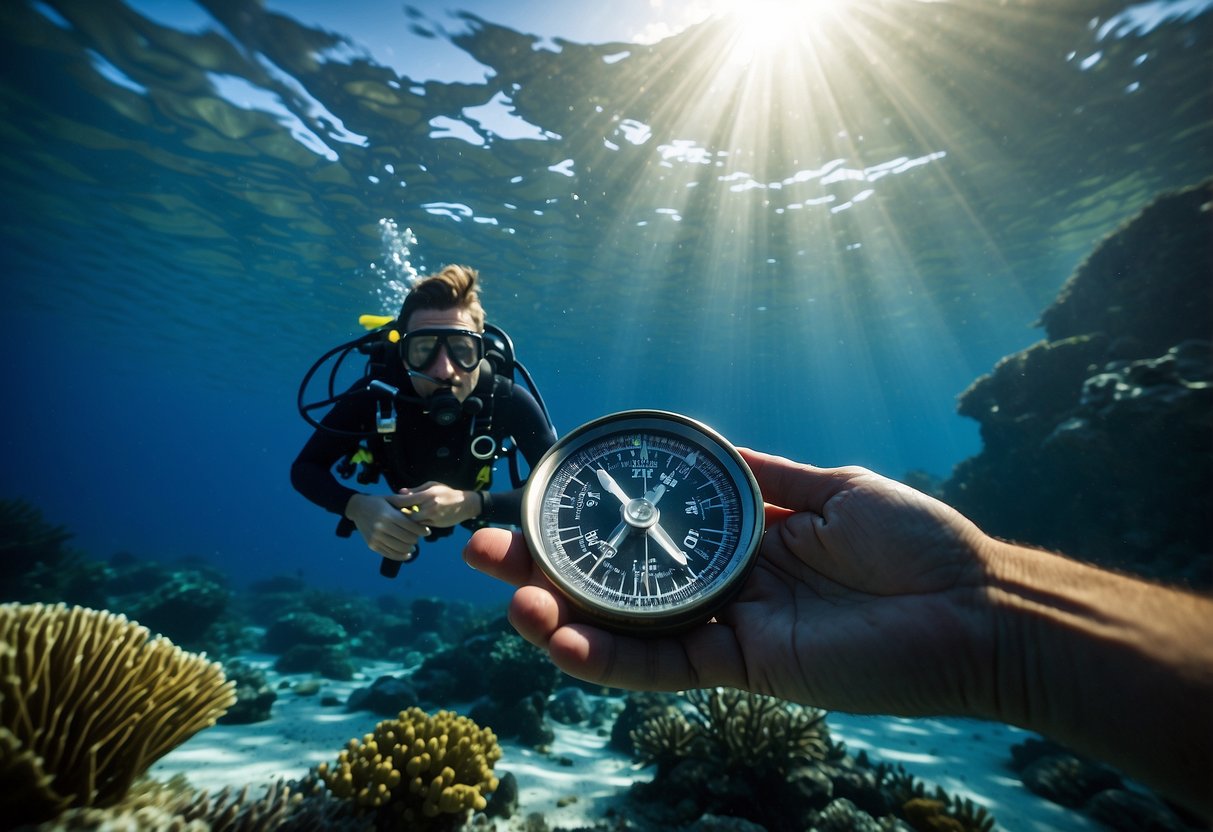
[984,540,1213,817]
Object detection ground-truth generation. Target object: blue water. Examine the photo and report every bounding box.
[1,0,1210,602]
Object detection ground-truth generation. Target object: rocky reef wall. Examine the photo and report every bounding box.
[942,180,1212,589]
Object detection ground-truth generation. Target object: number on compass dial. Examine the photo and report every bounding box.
[523,412,763,634]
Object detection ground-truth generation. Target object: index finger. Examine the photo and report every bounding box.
[738,447,857,515]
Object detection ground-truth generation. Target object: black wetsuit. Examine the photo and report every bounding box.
[291,368,556,531]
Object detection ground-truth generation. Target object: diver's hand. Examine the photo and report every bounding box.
[397,481,480,528]
[345,493,430,561]
[463,448,998,719]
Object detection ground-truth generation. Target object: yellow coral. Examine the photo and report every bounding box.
[319,706,501,827]
[0,603,237,826]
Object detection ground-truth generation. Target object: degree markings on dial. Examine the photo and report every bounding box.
[556,526,582,546]
[537,427,753,612]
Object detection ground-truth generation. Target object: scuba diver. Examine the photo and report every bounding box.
[292,264,557,577]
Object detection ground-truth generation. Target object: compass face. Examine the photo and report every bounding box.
[522,410,764,634]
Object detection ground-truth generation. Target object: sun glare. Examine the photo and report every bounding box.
[715,0,852,61]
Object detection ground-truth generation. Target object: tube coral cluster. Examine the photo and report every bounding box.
[318,706,501,826]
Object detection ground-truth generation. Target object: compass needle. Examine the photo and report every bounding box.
[643,483,666,506]
[648,521,689,566]
[596,467,631,505]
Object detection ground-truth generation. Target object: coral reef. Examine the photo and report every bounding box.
[413,623,560,746]
[413,624,559,706]
[0,499,73,582]
[942,179,1213,588]
[264,611,357,679]
[627,689,997,832]
[685,687,833,775]
[25,773,385,831]
[275,643,357,680]
[220,661,278,725]
[119,568,232,649]
[0,499,108,608]
[347,674,420,717]
[317,706,501,830]
[873,762,996,832]
[627,689,842,831]
[609,691,683,755]
[1007,737,1196,831]
[630,688,835,777]
[27,775,303,831]
[0,603,236,826]
[264,611,349,653]
[630,710,702,773]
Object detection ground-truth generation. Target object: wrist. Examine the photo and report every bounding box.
[982,540,1213,814]
[981,538,1188,730]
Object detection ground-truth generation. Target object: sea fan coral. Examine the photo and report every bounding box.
[318,706,501,829]
[0,603,237,826]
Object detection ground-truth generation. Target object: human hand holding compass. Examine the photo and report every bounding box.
[466,439,1213,821]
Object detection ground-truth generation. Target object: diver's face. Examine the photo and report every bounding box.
[405,307,481,402]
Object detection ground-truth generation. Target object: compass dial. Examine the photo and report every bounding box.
[522,410,764,634]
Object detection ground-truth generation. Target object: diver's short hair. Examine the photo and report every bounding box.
[400,264,485,331]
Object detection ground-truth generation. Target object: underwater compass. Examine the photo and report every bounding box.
[521,410,765,634]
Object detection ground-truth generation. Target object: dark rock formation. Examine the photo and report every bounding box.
[943,180,1212,588]
[346,673,418,716]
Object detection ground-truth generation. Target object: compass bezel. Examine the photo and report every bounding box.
[521,409,764,634]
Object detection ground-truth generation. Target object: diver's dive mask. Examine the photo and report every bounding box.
[401,328,484,372]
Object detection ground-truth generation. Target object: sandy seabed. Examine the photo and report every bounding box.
[151,655,1094,831]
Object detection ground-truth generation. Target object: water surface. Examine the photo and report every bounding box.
[1,0,1209,599]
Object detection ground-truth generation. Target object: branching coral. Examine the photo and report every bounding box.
[0,603,237,826]
[630,710,702,770]
[686,687,833,775]
[318,706,501,829]
[876,763,996,832]
[630,688,835,779]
